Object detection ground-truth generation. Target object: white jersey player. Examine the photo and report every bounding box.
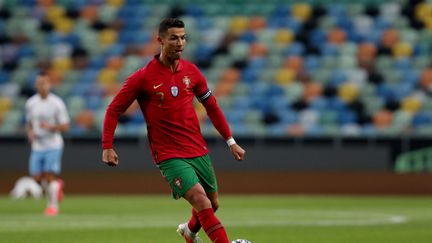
[25,73,70,216]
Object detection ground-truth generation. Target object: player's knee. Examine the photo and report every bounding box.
[195,194,210,207]
[189,193,211,210]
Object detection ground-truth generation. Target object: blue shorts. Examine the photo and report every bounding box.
[29,148,63,176]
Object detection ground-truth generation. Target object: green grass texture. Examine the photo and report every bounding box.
[1,195,432,243]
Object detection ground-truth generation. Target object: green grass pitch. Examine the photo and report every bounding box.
[1,195,432,243]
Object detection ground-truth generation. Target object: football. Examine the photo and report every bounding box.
[9,176,42,199]
[231,240,251,243]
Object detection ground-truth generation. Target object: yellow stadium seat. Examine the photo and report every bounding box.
[54,17,74,34]
[423,16,432,30]
[273,29,294,45]
[53,58,72,72]
[338,83,359,103]
[46,5,65,22]
[401,96,422,113]
[415,3,432,22]
[98,68,119,85]
[99,29,118,46]
[292,3,312,22]
[392,42,413,58]
[274,68,295,84]
[0,98,12,114]
[106,0,124,8]
[230,16,249,33]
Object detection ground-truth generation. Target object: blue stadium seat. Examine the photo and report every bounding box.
[338,109,358,125]
[185,5,204,17]
[310,97,329,111]
[412,112,432,127]
[283,42,305,56]
[103,43,125,57]
[18,0,36,6]
[1,0,432,137]
[239,31,257,43]
[278,109,298,124]
[86,95,103,111]
[0,71,11,85]
[272,4,290,17]
[304,55,320,71]
[241,68,260,83]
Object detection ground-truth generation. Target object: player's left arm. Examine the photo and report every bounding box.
[194,70,245,161]
[199,93,245,161]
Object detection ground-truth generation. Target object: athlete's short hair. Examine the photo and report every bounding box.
[159,18,185,37]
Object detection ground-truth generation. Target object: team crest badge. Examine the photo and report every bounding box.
[183,76,192,92]
[183,76,191,88]
[173,177,183,190]
[171,86,179,97]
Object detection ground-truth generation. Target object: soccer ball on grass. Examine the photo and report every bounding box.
[9,176,42,199]
[231,240,251,243]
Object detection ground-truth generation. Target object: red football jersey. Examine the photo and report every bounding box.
[102,55,231,164]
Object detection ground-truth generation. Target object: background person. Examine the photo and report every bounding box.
[25,72,70,216]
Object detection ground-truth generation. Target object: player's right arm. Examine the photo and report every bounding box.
[25,122,34,144]
[101,70,143,166]
[24,99,34,144]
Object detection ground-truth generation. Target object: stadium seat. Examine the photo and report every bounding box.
[0,0,431,140]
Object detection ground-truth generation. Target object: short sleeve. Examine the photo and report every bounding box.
[56,99,70,125]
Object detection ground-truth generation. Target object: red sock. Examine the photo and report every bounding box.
[197,208,229,243]
[188,208,202,233]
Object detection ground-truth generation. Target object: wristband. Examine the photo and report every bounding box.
[226,137,236,146]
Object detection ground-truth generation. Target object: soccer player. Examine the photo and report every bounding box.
[25,72,70,216]
[102,18,246,243]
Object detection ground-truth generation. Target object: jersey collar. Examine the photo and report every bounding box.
[154,54,184,73]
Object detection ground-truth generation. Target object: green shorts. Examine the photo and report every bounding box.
[158,154,218,199]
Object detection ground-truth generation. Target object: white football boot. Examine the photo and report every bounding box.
[177,223,203,243]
